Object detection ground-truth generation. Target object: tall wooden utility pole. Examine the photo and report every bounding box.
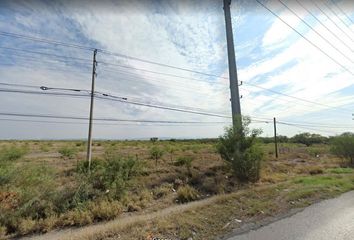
[223,0,242,126]
[86,49,97,172]
[274,117,279,158]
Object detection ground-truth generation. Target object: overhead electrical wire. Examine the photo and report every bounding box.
[293,0,353,52]
[0,118,230,127]
[100,68,229,96]
[277,121,339,135]
[0,86,232,119]
[0,82,230,115]
[320,0,354,35]
[0,31,94,51]
[255,0,354,75]
[0,112,230,124]
[0,46,91,63]
[310,0,354,42]
[278,0,353,63]
[242,82,353,114]
[329,0,354,24]
[0,82,231,115]
[2,112,351,135]
[1,30,353,116]
[98,61,227,86]
[0,31,223,78]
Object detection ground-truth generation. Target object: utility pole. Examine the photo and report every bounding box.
[223,0,242,127]
[274,117,278,158]
[86,49,98,172]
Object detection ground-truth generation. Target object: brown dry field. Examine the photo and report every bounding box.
[0,140,353,240]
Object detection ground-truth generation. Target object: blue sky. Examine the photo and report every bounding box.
[0,0,354,139]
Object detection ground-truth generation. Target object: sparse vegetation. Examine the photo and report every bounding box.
[291,132,327,147]
[150,146,164,166]
[175,156,194,174]
[176,185,199,203]
[0,136,353,238]
[330,132,354,166]
[0,146,28,162]
[58,146,77,159]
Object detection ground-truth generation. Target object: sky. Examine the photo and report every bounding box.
[0,0,354,140]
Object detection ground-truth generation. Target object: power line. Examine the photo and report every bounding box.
[242,81,353,114]
[0,30,353,115]
[0,46,91,63]
[97,49,223,78]
[329,0,354,24]
[0,88,90,98]
[255,0,354,75]
[0,118,229,127]
[277,121,339,135]
[0,112,230,124]
[0,82,230,115]
[0,87,232,119]
[311,0,354,43]
[100,68,229,96]
[98,61,227,86]
[278,0,353,63]
[277,120,354,129]
[294,0,353,52]
[0,82,40,89]
[321,0,354,35]
[0,31,94,51]
[0,51,92,71]
[0,30,225,78]
[95,94,231,119]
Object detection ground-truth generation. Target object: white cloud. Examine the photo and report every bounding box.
[1,0,354,139]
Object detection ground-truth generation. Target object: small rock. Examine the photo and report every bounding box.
[235,218,242,223]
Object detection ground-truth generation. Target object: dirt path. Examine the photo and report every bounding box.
[20,193,223,240]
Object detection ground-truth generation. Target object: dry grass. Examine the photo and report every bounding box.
[0,140,352,239]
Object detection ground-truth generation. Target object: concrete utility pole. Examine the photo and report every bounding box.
[223,0,242,126]
[274,117,279,158]
[86,49,97,172]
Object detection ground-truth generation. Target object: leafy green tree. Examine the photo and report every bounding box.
[331,132,354,166]
[217,116,263,182]
[291,132,327,146]
[150,146,164,166]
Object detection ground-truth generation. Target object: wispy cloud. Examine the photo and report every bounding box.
[0,0,354,139]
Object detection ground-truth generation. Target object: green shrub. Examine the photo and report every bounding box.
[176,185,199,203]
[329,168,353,174]
[150,146,164,166]
[291,133,328,146]
[78,156,142,199]
[217,116,263,182]
[331,133,354,166]
[0,146,28,162]
[58,146,76,159]
[175,156,194,174]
